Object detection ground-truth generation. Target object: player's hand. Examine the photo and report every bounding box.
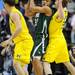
[1,39,10,47]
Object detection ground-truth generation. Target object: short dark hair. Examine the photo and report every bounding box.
[3,0,15,6]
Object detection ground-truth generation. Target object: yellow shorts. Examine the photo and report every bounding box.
[43,38,70,63]
[14,40,34,66]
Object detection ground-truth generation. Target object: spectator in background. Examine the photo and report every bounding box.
[69,45,75,66]
[71,12,75,44]
[67,0,75,14]
[0,0,4,11]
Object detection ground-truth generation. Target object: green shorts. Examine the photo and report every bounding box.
[31,37,48,58]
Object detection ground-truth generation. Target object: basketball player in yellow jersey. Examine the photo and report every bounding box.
[42,0,75,75]
[1,0,34,75]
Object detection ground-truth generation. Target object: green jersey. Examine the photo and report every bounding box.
[32,13,51,56]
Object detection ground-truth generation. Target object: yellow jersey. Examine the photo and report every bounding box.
[9,7,33,44]
[49,8,68,40]
[43,8,70,63]
[9,7,34,64]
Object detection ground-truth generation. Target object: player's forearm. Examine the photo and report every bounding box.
[25,0,31,9]
[25,0,35,16]
[58,0,64,19]
[30,0,35,8]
